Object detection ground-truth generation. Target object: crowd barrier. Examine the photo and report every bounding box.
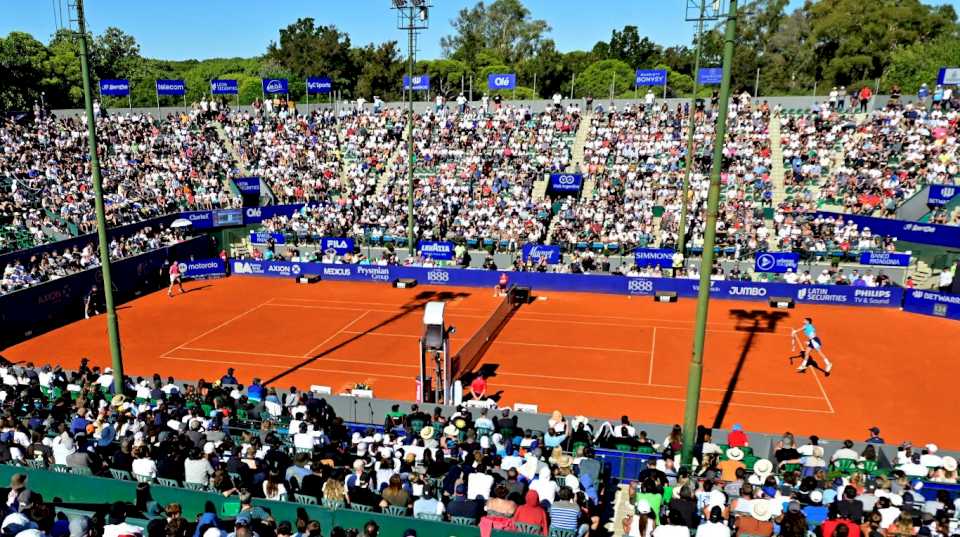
[230,259,905,308]
[810,212,960,249]
[0,237,213,348]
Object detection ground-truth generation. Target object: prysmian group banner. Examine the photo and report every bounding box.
[521,243,562,264]
[904,289,960,321]
[417,240,455,261]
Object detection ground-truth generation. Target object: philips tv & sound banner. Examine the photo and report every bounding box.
[521,243,562,264]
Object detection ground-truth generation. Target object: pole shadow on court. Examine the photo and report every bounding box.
[711,309,790,429]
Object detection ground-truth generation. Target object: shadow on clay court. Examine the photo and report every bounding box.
[711,309,791,429]
[261,289,471,387]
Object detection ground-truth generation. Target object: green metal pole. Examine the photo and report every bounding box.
[681,0,738,468]
[677,0,706,257]
[406,7,416,255]
[76,0,125,395]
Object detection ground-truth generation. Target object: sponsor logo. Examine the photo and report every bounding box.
[492,76,512,87]
[157,81,184,92]
[556,175,576,185]
[934,304,949,316]
[101,82,129,91]
[627,279,654,294]
[323,267,351,277]
[903,223,936,233]
[265,80,284,93]
[325,239,351,250]
[420,243,452,254]
[187,212,210,221]
[527,245,555,260]
[245,208,262,218]
[854,289,891,298]
[426,270,450,283]
[291,264,301,275]
[797,287,847,303]
[307,80,332,91]
[943,187,956,198]
[234,262,259,275]
[755,253,777,272]
[177,262,188,273]
[913,290,925,299]
[358,266,391,281]
[728,286,767,297]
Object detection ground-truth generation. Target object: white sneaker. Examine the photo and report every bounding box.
[825,362,833,374]
[796,365,807,372]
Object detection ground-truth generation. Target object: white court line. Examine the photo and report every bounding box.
[490,382,835,414]
[173,346,419,368]
[267,303,489,319]
[161,355,411,379]
[648,327,657,385]
[518,311,728,325]
[512,316,792,337]
[301,310,371,357]
[338,330,650,355]
[809,368,835,413]
[272,297,413,307]
[159,299,274,358]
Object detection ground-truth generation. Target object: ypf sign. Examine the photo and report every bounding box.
[487,73,517,90]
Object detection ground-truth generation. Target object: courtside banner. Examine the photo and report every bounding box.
[635,69,667,86]
[232,177,261,195]
[211,79,239,95]
[231,260,303,277]
[321,237,355,255]
[549,173,583,192]
[904,289,960,320]
[306,77,332,94]
[488,73,517,90]
[859,251,911,267]
[810,212,960,249]
[180,210,215,229]
[179,259,226,279]
[754,252,799,273]
[99,79,130,96]
[417,240,455,261]
[403,75,430,91]
[156,79,186,96]
[634,248,673,268]
[928,184,959,206]
[521,243,562,264]
[249,231,285,244]
[262,78,288,94]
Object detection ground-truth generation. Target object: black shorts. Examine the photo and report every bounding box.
[807,337,822,350]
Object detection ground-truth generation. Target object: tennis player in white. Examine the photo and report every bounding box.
[793,317,833,374]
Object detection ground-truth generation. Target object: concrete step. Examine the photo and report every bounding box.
[769,114,787,206]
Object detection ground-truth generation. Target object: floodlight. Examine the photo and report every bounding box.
[392,0,407,8]
[412,0,426,6]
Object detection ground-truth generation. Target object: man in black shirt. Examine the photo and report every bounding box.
[445,484,483,521]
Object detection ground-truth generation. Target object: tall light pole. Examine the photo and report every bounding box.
[677,0,722,257]
[393,0,430,255]
[681,0,739,468]
[73,0,125,394]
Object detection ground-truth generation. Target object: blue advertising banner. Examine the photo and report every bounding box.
[635,69,668,86]
[859,251,911,267]
[634,248,674,268]
[521,243,562,264]
[155,79,186,96]
[321,237,355,255]
[211,79,239,95]
[928,184,959,206]
[242,204,306,225]
[250,231,285,244]
[417,240,455,261]
[403,75,430,91]
[938,67,960,86]
[232,177,261,195]
[754,252,800,273]
[904,289,960,320]
[487,74,517,90]
[262,78,288,94]
[549,173,583,192]
[180,210,215,229]
[231,259,303,278]
[698,68,723,85]
[99,79,130,96]
[306,77,333,95]
[810,212,960,249]
[178,258,226,279]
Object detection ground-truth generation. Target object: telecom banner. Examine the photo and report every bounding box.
[549,173,583,192]
[754,252,799,273]
[403,75,430,91]
[634,248,674,268]
[211,80,239,95]
[417,241,455,261]
[635,69,667,86]
[521,243,562,264]
[99,79,130,96]
[487,74,517,90]
[155,79,186,96]
[262,78,289,94]
[307,77,333,94]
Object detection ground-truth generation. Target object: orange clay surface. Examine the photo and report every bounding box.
[4,276,959,448]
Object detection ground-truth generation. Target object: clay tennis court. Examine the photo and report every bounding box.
[4,275,959,447]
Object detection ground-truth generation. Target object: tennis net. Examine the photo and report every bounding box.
[450,286,521,380]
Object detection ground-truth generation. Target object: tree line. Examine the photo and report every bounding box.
[1,0,958,112]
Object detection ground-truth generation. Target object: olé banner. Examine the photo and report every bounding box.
[262,78,289,94]
[232,177,261,195]
[211,79,239,95]
[859,251,911,267]
[403,75,430,91]
[321,237,355,255]
[99,79,130,96]
[635,69,667,86]
[417,240,454,261]
[549,173,583,192]
[634,248,674,268]
[698,68,723,85]
[178,259,226,279]
[928,184,959,206]
[307,77,332,95]
[754,251,799,273]
[156,79,186,96]
[488,73,517,90]
[521,243,562,264]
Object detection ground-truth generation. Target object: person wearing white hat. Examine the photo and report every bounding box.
[753,459,774,482]
[625,499,655,537]
[719,448,745,482]
[737,499,773,536]
[920,444,942,468]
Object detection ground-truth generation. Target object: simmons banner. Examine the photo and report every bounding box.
[754,252,799,273]
[698,68,723,85]
[928,184,959,206]
[155,79,186,96]
[904,289,960,321]
[859,251,911,267]
[549,173,583,192]
[306,77,333,94]
[488,74,517,90]
[321,237,355,255]
[634,248,674,268]
[262,78,288,94]
[232,177,261,195]
[521,243,562,264]
[99,79,130,96]
[403,75,430,91]
[211,79,239,95]
[635,69,668,86]
[417,240,454,261]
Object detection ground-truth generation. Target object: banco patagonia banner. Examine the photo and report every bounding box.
[634,248,674,268]
[549,173,583,192]
[156,79,186,96]
[487,74,517,90]
[417,241,455,261]
[99,79,130,96]
[211,80,239,95]
[262,78,289,94]
[521,243,562,264]
[859,251,911,267]
[754,252,799,273]
[250,231,285,244]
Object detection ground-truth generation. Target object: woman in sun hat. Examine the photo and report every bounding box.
[719,447,745,482]
[623,499,656,537]
[929,456,957,483]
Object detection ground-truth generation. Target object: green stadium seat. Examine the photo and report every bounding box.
[450,516,475,526]
[294,494,317,505]
[515,522,542,534]
[382,506,407,517]
[322,499,344,510]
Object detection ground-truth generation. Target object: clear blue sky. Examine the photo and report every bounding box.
[2,0,959,61]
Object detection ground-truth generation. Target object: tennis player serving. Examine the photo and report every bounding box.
[792,317,832,374]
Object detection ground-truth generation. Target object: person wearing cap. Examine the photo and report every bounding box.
[726,424,748,448]
[446,484,483,521]
[624,498,655,537]
[865,427,884,444]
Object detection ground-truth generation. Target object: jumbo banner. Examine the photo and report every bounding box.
[904,289,960,320]
[521,243,562,264]
[549,173,583,192]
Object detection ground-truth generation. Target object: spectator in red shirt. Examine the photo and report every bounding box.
[470,375,488,400]
[822,503,861,537]
[727,424,749,448]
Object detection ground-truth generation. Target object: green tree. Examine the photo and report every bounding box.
[354,42,404,100]
[441,0,550,69]
[93,27,142,80]
[266,18,357,92]
[602,26,663,69]
[0,32,50,111]
[574,59,633,99]
[44,29,85,109]
[885,35,960,93]
[518,39,567,98]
